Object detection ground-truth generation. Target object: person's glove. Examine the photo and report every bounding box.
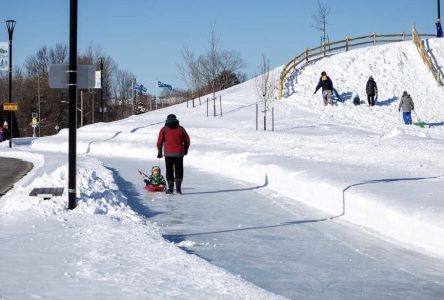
[157,148,163,158]
[313,91,317,94]
[184,148,188,155]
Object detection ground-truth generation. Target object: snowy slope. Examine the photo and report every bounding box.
[1,38,444,298]
[17,39,444,254]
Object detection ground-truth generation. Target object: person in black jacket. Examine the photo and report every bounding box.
[314,71,334,106]
[366,76,378,106]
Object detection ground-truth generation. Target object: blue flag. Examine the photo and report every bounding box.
[158,80,172,90]
[133,83,147,92]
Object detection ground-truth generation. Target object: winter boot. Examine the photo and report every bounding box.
[175,179,183,194]
[166,180,174,194]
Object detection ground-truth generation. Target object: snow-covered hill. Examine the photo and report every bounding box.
[1,38,444,298]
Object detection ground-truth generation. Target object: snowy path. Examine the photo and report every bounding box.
[101,157,444,300]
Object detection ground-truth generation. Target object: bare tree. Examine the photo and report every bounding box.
[25,43,68,76]
[177,46,202,98]
[311,0,331,45]
[114,69,134,118]
[255,54,275,131]
[177,24,246,100]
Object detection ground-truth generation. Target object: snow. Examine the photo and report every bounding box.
[1,38,444,298]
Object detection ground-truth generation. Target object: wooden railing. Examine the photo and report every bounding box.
[278,31,435,99]
[412,24,441,86]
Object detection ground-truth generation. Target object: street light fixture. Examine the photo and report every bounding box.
[6,19,16,148]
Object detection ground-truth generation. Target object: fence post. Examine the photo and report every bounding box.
[373,32,377,46]
[305,48,309,63]
[402,32,405,41]
[323,42,327,57]
[219,96,222,117]
[213,96,216,117]
[186,90,189,108]
[272,107,274,132]
[255,103,258,131]
[206,97,208,117]
[345,36,349,51]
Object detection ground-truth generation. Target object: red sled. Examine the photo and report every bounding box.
[144,184,166,192]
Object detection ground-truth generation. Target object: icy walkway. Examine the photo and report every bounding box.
[102,157,444,300]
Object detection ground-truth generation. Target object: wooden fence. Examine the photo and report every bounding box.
[412,24,441,86]
[278,31,435,99]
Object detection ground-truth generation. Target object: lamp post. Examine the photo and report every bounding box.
[99,57,104,122]
[68,0,78,210]
[6,20,15,148]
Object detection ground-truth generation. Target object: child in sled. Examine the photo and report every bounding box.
[142,166,166,192]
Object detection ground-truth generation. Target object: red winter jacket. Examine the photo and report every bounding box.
[157,124,190,157]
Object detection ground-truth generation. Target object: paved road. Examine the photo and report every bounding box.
[102,157,444,300]
[0,156,33,197]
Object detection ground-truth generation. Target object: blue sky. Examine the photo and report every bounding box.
[0,0,439,93]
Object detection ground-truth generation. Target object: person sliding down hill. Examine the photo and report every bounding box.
[142,166,166,192]
[314,71,334,106]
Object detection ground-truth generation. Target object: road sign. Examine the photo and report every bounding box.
[3,103,18,111]
[49,64,96,89]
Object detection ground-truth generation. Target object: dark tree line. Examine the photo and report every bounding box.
[0,44,138,138]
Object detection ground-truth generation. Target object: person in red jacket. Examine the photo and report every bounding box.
[157,114,190,194]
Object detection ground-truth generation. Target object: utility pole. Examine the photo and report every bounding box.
[100,57,104,122]
[38,75,41,136]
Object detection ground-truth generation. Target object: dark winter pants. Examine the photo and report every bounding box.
[367,94,375,106]
[165,156,184,181]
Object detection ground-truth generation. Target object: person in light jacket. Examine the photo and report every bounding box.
[398,91,415,125]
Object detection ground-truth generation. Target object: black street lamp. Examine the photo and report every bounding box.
[6,20,15,148]
[99,57,104,122]
[437,0,443,37]
[68,0,78,210]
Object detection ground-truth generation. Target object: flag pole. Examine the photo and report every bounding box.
[132,77,134,114]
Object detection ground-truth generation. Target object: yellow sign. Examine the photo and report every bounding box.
[3,103,18,111]
[32,117,38,124]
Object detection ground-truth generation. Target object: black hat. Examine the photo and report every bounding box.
[165,114,178,124]
[321,71,326,76]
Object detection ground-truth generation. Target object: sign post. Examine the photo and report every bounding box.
[31,113,38,138]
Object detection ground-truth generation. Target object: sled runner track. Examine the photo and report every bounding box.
[85,131,123,154]
[223,102,258,116]
[130,120,164,133]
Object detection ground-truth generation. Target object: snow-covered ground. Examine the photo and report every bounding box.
[1,38,444,299]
